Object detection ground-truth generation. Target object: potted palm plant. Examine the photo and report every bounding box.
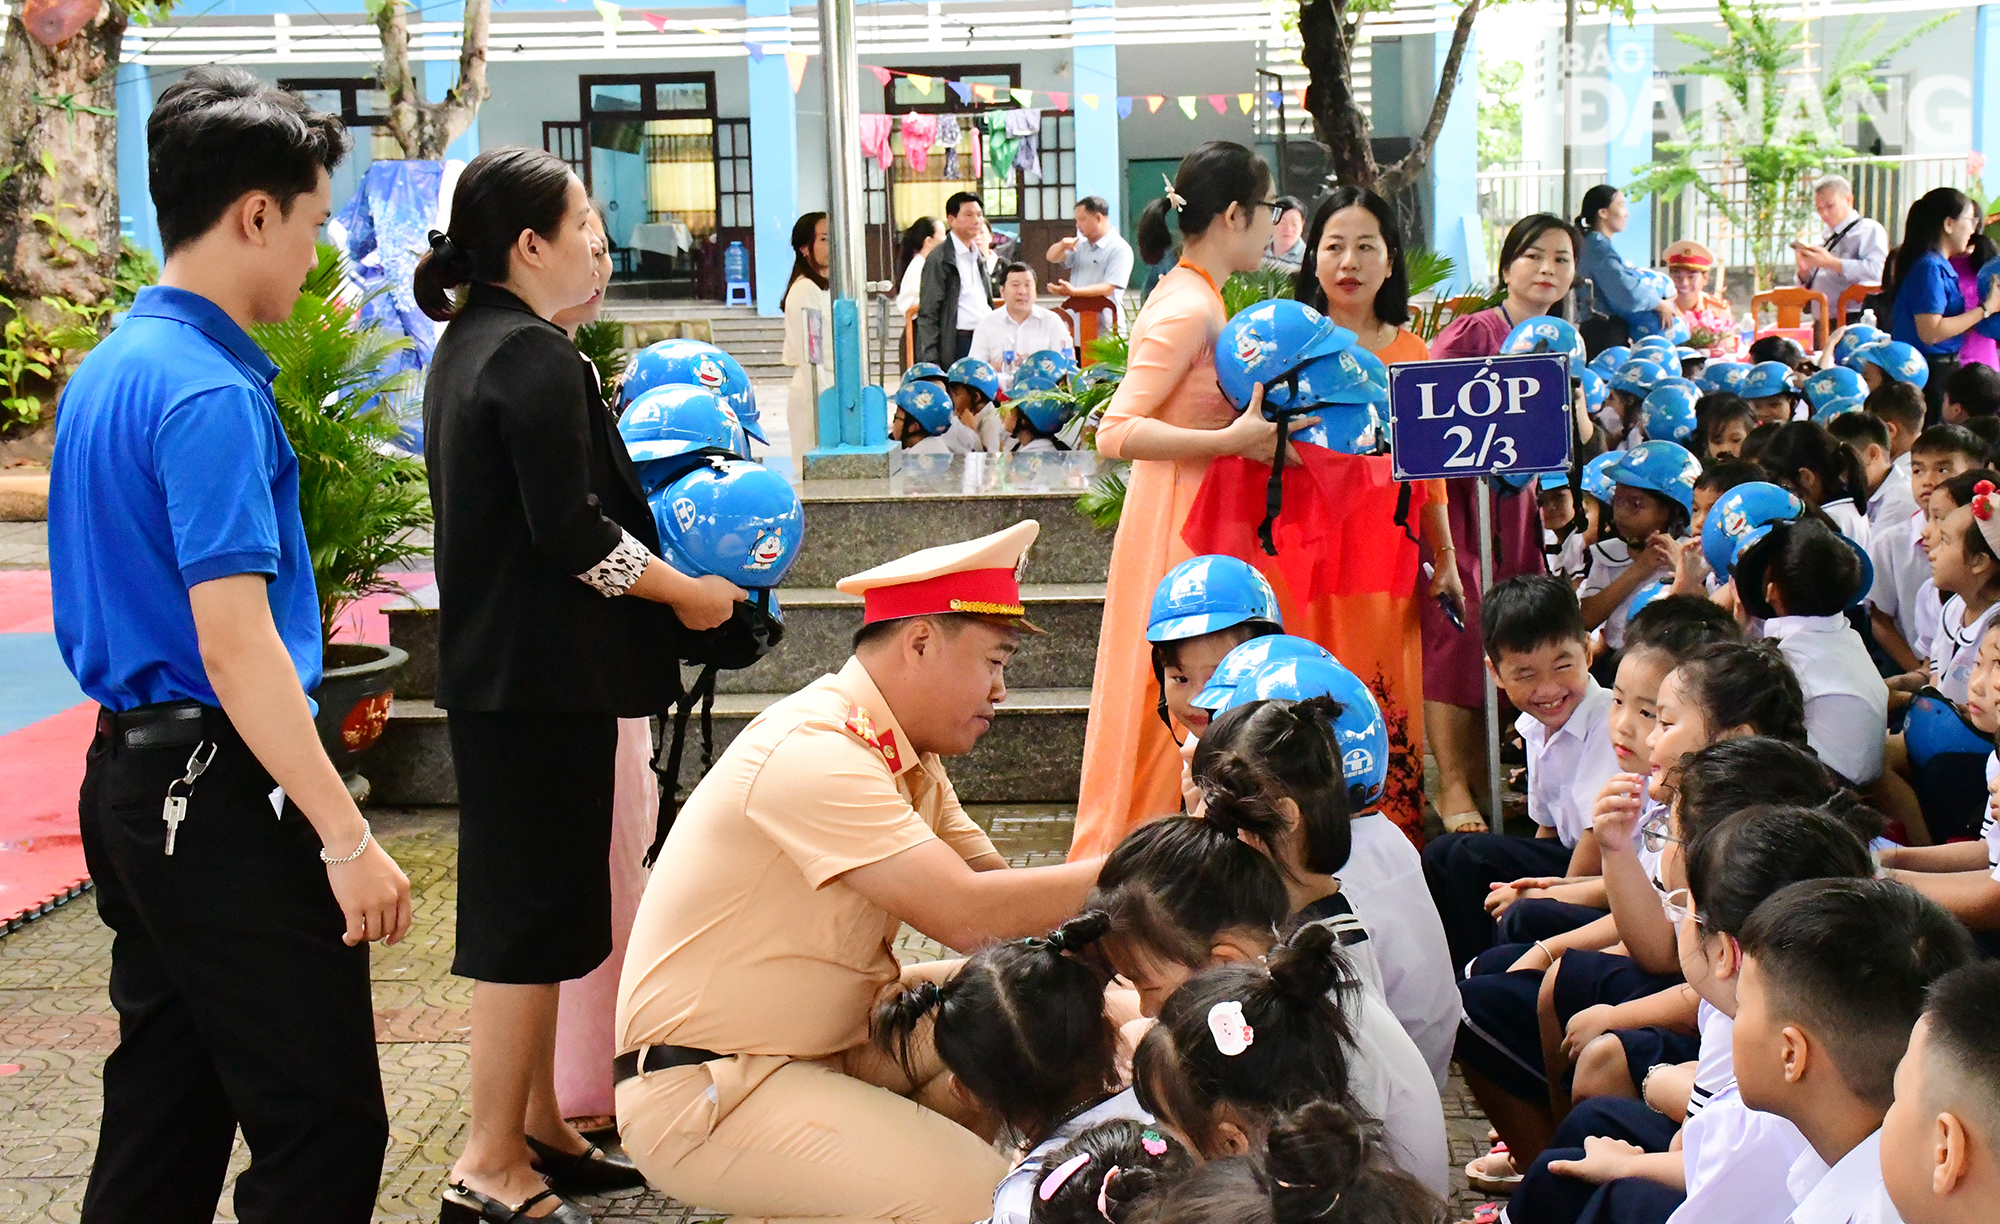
[250,244,432,781]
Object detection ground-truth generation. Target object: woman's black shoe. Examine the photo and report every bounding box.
[440,1180,593,1223]
[525,1134,647,1192]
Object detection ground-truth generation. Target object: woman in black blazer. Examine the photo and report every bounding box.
[416,145,742,1224]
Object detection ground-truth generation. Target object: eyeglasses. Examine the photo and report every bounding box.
[1662,887,1702,927]
[1260,199,1285,225]
[1639,810,1680,853]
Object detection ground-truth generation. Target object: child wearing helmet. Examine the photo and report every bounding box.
[946,357,1005,451]
[893,380,963,454]
[1146,556,1285,741]
[1579,440,1701,654]
[1740,360,1800,425]
[1538,472,1587,585]
[1003,384,1074,453]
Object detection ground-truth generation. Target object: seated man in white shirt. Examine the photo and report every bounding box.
[1880,960,2000,1224]
[1793,175,1889,325]
[969,262,1076,393]
[1734,878,1977,1224]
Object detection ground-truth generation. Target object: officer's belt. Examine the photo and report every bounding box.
[613,1044,723,1085]
[97,701,211,750]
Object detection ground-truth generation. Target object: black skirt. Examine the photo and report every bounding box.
[448,709,619,984]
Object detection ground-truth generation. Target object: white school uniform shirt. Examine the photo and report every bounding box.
[1013,437,1060,454]
[1518,680,1619,848]
[1928,595,1999,703]
[1669,1005,1815,1224]
[1340,813,1460,1090]
[1763,615,1890,784]
[1783,1131,1904,1224]
[984,1088,1152,1224]
[1913,580,1943,661]
[1579,540,1648,650]
[1339,987,1451,1200]
[1867,455,1918,530]
[1866,512,1930,649]
[1821,497,1872,551]
[1982,752,2000,884]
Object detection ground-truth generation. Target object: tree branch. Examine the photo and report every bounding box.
[1377,0,1481,195]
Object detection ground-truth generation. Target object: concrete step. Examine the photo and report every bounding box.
[367,689,1088,806]
[787,482,1113,588]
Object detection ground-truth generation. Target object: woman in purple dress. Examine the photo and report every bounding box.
[1421,213,1586,832]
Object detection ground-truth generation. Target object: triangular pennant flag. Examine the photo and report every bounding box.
[745,40,765,61]
[1010,88,1033,106]
[1047,91,1068,111]
[786,51,810,93]
[908,73,932,95]
[1145,95,1164,114]
[1237,92,1253,114]
[972,83,997,102]
[1266,91,1283,108]
[1177,96,1197,120]
[1117,96,1134,118]
[641,11,665,31]
[1295,87,1307,106]
[1207,94,1226,115]
[949,80,972,103]
[591,0,618,24]
[696,24,722,35]
[1082,94,1099,110]
[868,65,891,87]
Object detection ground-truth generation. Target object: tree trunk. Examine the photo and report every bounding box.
[377,0,490,160]
[1299,0,1379,188]
[0,4,128,407]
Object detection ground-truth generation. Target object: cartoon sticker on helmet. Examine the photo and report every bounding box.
[694,356,725,388]
[672,497,698,532]
[1722,505,1749,539]
[745,528,786,570]
[1342,747,1375,781]
[1236,331,1264,368]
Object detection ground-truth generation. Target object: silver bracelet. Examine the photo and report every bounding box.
[321,819,372,865]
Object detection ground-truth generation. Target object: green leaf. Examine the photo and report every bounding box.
[39,151,57,180]
[1075,467,1128,531]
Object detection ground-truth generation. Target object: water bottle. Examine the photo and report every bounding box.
[723,240,749,286]
[1858,307,1877,330]
[1739,311,1756,352]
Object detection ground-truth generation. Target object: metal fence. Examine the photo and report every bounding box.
[1474,154,1970,279]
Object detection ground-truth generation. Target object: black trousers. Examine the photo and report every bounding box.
[77,710,387,1224]
[954,329,976,362]
[1422,831,1575,971]
[1508,1097,1684,1224]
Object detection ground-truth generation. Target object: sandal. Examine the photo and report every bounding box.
[440,1180,592,1224]
[1466,1145,1523,1194]
[1471,1204,1505,1224]
[1443,810,1490,834]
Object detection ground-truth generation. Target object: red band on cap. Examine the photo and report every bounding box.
[862,567,1025,623]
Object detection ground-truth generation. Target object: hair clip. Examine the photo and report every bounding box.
[913,979,943,1009]
[1096,1164,1123,1221]
[1976,480,1996,521]
[1038,1153,1091,1201]
[1207,999,1254,1056]
[1162,175,1187,211]
[1140,1130,1169,1157]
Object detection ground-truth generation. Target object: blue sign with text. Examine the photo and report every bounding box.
[1388,353,1573,481]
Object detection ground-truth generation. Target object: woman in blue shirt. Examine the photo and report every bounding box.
[1889,187,2000,411]
[1575,184,1677,331]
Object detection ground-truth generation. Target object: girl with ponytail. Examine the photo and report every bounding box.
[1027,1119,1194,1224]
[872,912,1136,1224]
[1094,836,1449,1196]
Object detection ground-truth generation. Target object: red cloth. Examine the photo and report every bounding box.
[1180,447,1429,604]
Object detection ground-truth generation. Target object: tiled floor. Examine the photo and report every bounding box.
[0,522,46,570]
[0,806,1495,1222]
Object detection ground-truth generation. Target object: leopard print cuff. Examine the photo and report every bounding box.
[576,528,652,597]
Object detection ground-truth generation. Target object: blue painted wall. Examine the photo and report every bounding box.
[1605,21,1654,266]
[1072,0,1120,226]
[745,0,798,316]
[1976,5,2000,197]
[1430,27,1480,291]
[116,63,162,263]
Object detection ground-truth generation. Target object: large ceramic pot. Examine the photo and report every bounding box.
[313,642,410,776]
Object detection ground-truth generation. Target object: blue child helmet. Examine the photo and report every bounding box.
[1626,310,1691,346]
[1581,450,1622,504]
[1588,345,1632,377]
[1217,655,1391,807]
[1293,345,1390,409]
[1502,316,1588,365]
[1740,361,1797,400]
[1214,298,1356,413]
[1147,556,1283,643]
[1577,367,1608,412]
[1855,340,1930,388]
[1012,392,1076,435]
[896,380,955,436]
[1811,395,1865,425]
[1703,361,1753,394]
[1731,516,1876,617]
[1832,325,1885,367]
[1294,404,1384,454]
[649,458,805,590]
[1604,439,1701,513]
[618,385,749,492]
[1192,634,1335,710]
[1009,370,1062,397]
[1802,365,1866,410]
[1610,358,1670,398]
[1675,346,1703,365]
[1625,578,1673,620]
[1976,256,2000,341]
[625,339,764,443]
[946,357,1002,403]
[1631,335,1678,357]
[1017,349,1077,386]
[1636,266,1675,301]
[905,361,949,385]
[1639,382,1700,444]
[1537,470,1573,493]
[1699,480,1804,574]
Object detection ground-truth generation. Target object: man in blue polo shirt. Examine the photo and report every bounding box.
[49,67,410,1223]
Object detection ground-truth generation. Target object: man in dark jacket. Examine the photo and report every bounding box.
[912,191,995,368]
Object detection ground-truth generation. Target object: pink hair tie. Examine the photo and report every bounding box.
[1096,1164,1124,1221]
[1038,1153,1091,1202]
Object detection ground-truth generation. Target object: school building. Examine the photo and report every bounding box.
[113,0,2000,316]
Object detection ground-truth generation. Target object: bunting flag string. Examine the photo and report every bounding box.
[1207,94,1226,115]
[785,51,810,93]
[1176,96,1196,120]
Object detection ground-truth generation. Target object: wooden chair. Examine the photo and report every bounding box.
[1836,281,1880,325]
[1060,294,1118,363]
[1751,286,1830,353]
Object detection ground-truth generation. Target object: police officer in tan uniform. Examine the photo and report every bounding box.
[614,521,1102,1222]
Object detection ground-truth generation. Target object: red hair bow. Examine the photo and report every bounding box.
[1975,480,1996,520]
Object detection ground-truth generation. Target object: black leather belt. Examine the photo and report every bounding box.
[97,702,210,750]
[613,1044,721,1086]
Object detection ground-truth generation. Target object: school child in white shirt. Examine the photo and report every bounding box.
[1423,576,1620,971]
[1540,472,1589,586]
[1094,821,1450,1197]
[1756,421,1874,549]
[1733,517,1891,783]
[1021,1118,1192,1224]
[1194,693,1459,1091]
[1734,879,1976,1224]
[1864,382,1925,524]
[1500,804,1877,1224]
[1878,960,2000,1224]
[1829,411,1918,532]
[1695,394,1756,462]
[1868,427,1983,673]
[1580,441,1701,653]
[1920,471,2000,703]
